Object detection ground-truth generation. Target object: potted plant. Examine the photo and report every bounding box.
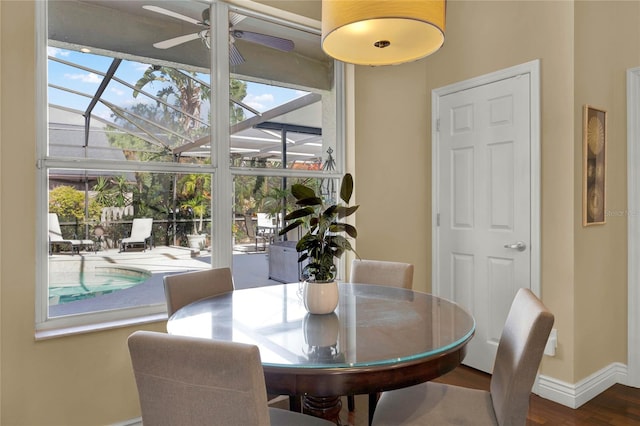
[279,173,358,314]
[181,195,209,250]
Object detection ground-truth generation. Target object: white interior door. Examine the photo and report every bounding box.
[434,71,534,373]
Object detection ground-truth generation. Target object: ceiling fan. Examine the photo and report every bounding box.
[143,5,295,65]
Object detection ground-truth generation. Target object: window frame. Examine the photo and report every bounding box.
[35,1,345,335]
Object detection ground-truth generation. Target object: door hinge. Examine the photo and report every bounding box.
[436,118,440,132]
[436,213,440,226]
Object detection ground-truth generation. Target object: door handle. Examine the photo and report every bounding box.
[504,241,527,252]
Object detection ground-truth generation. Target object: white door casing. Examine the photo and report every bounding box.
[627,66,640,388]
[433,61,541,373]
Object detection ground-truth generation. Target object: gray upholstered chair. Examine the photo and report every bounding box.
[371,288,554,426]
[348,258,414,415]
[128,331,333,426]
[163,267,234,317]
[350,259,414,289]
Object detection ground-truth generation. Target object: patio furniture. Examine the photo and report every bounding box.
[119,218,153,252]
[244,215,267,252]
[127,330,333,426]
[48,213,93,255]
[371,288,554,426]
[268,240,302,283]
[93,225,105,252]
[163,267,234,317]
[257,212,280,242]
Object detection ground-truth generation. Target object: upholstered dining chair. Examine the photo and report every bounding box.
[128,331,333,426]
[350,259,414,289]
[163,267,234,317]
[348,259,414,416]
[371,288,554,426]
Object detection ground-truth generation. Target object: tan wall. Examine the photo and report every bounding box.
[353,62,431,291]
[0,1,638,424]
[354,0,577,382]
[1,4,165,426]
[573,0,640,380]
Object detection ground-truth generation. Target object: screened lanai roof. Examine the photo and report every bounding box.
[48,50,325,166]
[47,0,333,170]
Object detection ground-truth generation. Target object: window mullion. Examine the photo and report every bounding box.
[211,2,233,269]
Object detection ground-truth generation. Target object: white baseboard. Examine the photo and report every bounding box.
[533,362,628,408]
[111,418,141,426]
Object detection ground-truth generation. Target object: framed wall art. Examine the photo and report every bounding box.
[583,105,607,226]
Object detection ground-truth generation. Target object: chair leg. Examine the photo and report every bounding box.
[348,394,355,411]
[289,395,301,412]
[368,392,379,426]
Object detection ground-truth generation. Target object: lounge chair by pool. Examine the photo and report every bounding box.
[48,213,93,255]
[119,218,153,252]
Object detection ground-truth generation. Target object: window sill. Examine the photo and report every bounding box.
[35,313,167,340]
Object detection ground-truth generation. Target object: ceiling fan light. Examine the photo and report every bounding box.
[321,0,446,66]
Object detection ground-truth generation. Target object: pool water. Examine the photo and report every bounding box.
[49,266,151,304]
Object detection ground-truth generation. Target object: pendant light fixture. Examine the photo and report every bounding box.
[321,0,446,66]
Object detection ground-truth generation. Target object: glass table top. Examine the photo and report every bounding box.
[167,282,475,369]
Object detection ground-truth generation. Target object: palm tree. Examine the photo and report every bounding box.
[178,174,211,234]
[133,66,210,134]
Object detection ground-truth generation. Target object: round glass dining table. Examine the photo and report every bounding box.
[167,282,475,424]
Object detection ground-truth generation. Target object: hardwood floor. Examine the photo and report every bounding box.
[333,366,640,426]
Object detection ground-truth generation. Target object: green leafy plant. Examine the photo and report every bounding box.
[279,174,358,282]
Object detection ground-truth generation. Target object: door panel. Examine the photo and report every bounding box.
[437,74,531,373]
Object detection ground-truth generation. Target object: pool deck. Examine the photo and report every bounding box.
[48,245,282,317]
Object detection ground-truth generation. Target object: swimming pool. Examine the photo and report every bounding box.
[49,265,151,304]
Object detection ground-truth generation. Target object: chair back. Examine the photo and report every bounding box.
[48,213,65,242]
[129,218,153,239]
[257,213,276,229]
[350,259,414,289]
[163,267,234,316]
[128,331,271,426]
[490,288,554,426]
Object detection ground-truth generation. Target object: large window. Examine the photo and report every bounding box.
[39,1,343,331]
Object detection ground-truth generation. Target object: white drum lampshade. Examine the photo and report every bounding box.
[321,0,446,66]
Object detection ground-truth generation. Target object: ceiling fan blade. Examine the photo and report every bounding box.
[230,43,245,66]
[231,30,294,52]
[153,33,201,49]
[143,5,203,26]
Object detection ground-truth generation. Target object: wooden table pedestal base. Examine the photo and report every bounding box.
[303,395,343,425]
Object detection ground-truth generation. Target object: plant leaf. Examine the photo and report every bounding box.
[296,197,323,206]
[329,223,357,238]
[323,205,338,217]
[296,234,318,252]
[340,173,353,204]
[278,219,303,235]
[336,205,359,218]
[344,223,357,238]
[291,184,316,200]
[329,235,353,253]
[285,207,314,220]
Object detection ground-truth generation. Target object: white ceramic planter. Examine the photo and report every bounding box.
[302,280,339,314]
[187,234,206,249]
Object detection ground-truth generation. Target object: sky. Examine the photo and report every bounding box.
[47,46,307,123]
